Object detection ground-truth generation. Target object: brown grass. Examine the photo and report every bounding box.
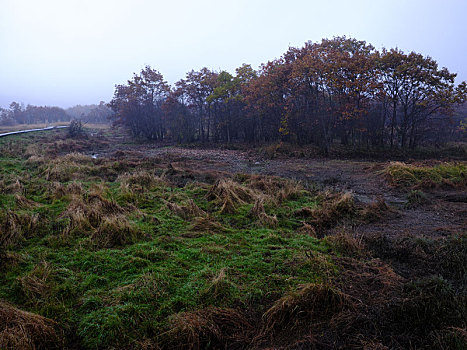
[188,216,226,235]
[90,215,147,248]
[165,307,252,350]
[298,192,355,234]
[0,300,62,350]
[324,230,365,257]
[0,211,39,248]
[261,283,351,337]
[48,181,84,199]
[206,178,256,213]
[61,190,126,233]
[360,197,392,222]
[17,262,53,300]
[14,194,39,210]
[250,198,278,227]
[117,170,166,193]
[166,200,206,219]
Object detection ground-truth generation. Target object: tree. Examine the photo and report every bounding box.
[109,66,169,140]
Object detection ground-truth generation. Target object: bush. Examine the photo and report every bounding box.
[67,119,86,138]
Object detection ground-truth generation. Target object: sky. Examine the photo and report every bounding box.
[1,0,466,109]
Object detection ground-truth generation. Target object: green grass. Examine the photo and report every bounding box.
[385,161,466,188]
[0,135,335,349]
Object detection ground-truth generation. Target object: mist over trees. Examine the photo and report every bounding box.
[109,37,467,151]
[0,102,113,126]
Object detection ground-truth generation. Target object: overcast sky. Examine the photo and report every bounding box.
[1,0,466,109]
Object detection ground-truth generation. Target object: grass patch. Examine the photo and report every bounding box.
[384,161,466,189]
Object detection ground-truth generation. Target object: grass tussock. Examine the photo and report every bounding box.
[384,161,466,189]
[261,283,351,337]
[14,194,39,209]
[117,170,166,193]
[188,216,226,235]
[48,181,84,199]
[324,230,365,257]
[43,152,116,182]
[90,215,147,248]
[0,300,62,350]
[17,262,53,300]
[166,199,206,219]
[249,198,278,227]
[165,307,252,350]
[241,174,304,202]
[360,198,392,222]
[61,190,126,232]
[295,192,355,233]
[0,211,39,248]
[206,178,255,213]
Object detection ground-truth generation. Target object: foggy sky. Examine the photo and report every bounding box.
[1,0,466,109]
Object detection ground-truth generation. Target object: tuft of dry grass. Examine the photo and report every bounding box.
[90,215,147,248]
[0,211,39,248]
[296,192,355,234]
[360,197,392,222]
[17,262,53,300]
[297,222,317,237]
[250,198,278,227]
[0,300,62,350]
[166,200,206,220]
[3,179,24,195]
[188,216,226,235]
[61,189,126,233]
[165,307,252,350]
[14,194,39,210]
[48,181,84,199]
[261,283,351,337]
[117,170,166,193]
[324,230,365,257]
[206,178,256,213]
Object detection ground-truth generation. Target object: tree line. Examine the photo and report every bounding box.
[0,102,113,126]
[109,37,465,151]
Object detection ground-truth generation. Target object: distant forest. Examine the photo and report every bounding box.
[0,102,113,126]
[110,37,467,152]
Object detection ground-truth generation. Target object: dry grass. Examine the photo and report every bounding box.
[297,222,317,237]
[48,181,84,199]
[14,194,39,209]
[17,262,53,300]
[189,216,226,233]
[384,161,467,189]
[295,192,355,234]
[59,188,145,248]
[261,283,351,337]
[242,174,304,202]
[0,300,62,350]
[61,189,126,233]
[206,178,256,213]
[360,198,392,222]
[117,170,166,193]
[249,198,278,227]
[165,307,252,350]
[324,230,365,257]
[166,200,206,219]
[90,215,147,248]
[2,179,24,195]
[0,211,39,248]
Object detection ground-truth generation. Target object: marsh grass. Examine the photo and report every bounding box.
[384,161,466,189]
[1,131,464,349]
